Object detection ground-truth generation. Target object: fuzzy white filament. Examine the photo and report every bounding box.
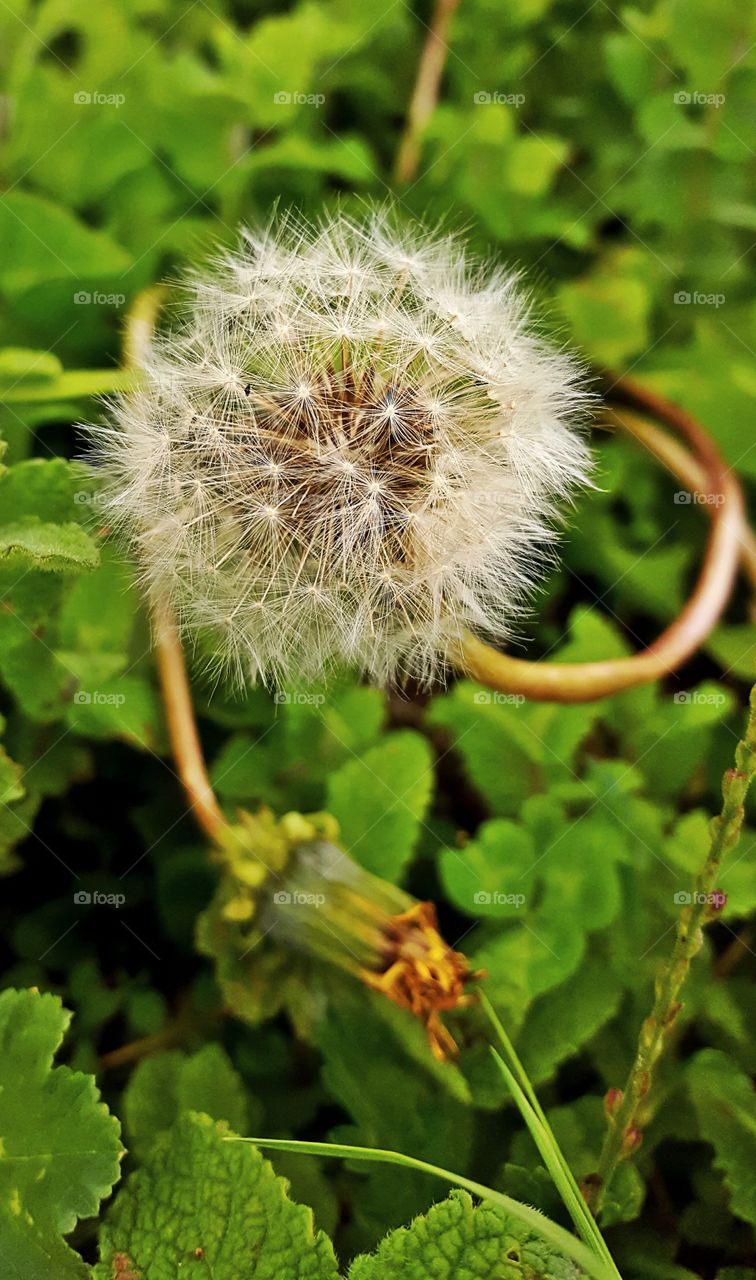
[95,210,591,688]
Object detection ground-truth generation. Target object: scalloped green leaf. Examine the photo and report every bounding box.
[348,1188,583,1280]
[0,519,99,573]
[124,1044,253,1162]
[688,1049,756,1225]
[0,988,123,1272]
[95,1112,339,1280]
[326,730,433,881]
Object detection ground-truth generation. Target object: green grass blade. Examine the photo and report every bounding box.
[226,1135,620,1280]
[481,994,622,1280]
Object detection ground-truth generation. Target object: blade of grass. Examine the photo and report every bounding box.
[226,1135,619,1280]
[481,993,622,1280]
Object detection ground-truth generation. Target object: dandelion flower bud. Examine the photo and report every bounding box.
[97,209,591,687]
[198,808,481,1061]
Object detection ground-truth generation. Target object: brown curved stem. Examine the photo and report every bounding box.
[606,409,756,592]
[454,382,745,702]
[394,0,461,185]
[123,289,227,847]
[153,601,227,844]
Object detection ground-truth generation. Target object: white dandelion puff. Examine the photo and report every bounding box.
[91,208,593,688]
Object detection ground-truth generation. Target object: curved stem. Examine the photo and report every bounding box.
[605,408,756,591]
[588,686,756,1215]
[152,601,227,844]
[227,1136,618,1280]
[121,283,167,368]
[122,288,228,847]
[394,0,461,184]
[454,385,746,702]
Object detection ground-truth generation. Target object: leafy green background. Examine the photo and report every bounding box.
[0,0,754,1277]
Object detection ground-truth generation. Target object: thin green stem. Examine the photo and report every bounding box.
[227,1136,619,1280]
[590,684,756,1215]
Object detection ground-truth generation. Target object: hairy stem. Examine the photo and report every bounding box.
[456,383,746,702]
[394,0,461,184]
[588,685,756,1215]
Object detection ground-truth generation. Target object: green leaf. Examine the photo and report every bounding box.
[124,1044,253,1161]
[0,191,131,297]
[516,953,625,1086]
[63,674,163,751]
[0,988,122,1272]
[0,347,64,388]
[95,1112,339,1279]
[0,519,99,573]
[440,819,536,918]
[473,915,585,1031]
[0,733,31,874]
[556,255,651,365]
[326,730,433,881]
[687,1049,756,1225]
[348,1188,584,1280]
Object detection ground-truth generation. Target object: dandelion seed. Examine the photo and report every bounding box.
[92,208,591,688]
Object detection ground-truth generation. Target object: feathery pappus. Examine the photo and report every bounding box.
[93,208,592,688]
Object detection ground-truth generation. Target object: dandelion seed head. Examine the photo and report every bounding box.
[94,208,592,687]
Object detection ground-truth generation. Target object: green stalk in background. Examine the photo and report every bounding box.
[589,684,756,1215]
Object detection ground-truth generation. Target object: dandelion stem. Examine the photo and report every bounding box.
[604,408,756,591]
[588,686,756,1216]
[122,288,228,847]
[456,383,745,702]
[153,599,227,844]
[394,0,461,184]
